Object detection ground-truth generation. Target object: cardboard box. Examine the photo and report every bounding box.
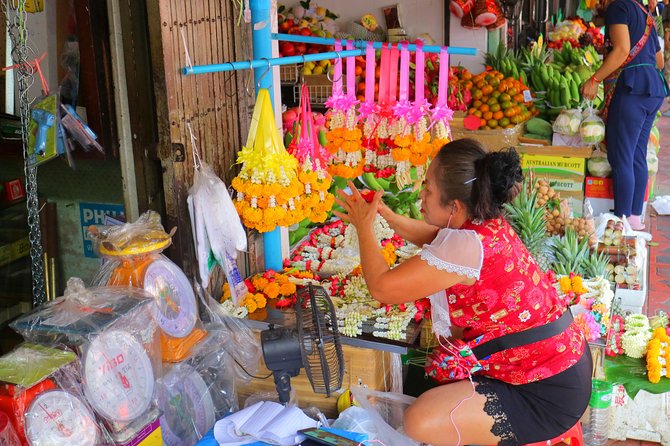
[584,176,651,218]
[521,153,586,216]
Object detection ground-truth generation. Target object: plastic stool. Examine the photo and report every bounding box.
[524,422,583,446]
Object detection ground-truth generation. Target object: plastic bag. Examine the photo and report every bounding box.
[156,332,238,446]
[197,283,262,384]
[552,108,582,136]
[647,141,659,175]
[0,344,113,445]
[579,106,605,145]
[587,145,611,178]
[188,161,247,293]
[349,387,419,445]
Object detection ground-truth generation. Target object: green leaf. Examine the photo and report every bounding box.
[605,355,670,399]
[325,10,339,19]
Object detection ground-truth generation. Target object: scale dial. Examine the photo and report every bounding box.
[144,259,198,338]
[157,364,216,446]
[83,330,154,422]
[24,390,99,446]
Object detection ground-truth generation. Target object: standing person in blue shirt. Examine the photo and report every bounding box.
[583,0,669,230]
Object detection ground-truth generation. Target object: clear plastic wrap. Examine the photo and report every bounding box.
[647,141,659,175]
[9,279,163,444]
[349,387,419,445]
[90,211,208,364]
[587,146,611,178]
[552,108,582,136]
[156,331,238,446]
[0,410,20,446]
[0,344,110,445]
[188,161,247,297]
[579,107,606,145]
[197,284,262,384]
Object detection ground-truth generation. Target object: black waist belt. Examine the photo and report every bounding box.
[471,311,574,359]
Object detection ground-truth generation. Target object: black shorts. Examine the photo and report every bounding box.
[474,347,593,445]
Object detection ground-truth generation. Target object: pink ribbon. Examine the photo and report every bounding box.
[393,42,412,120]
[429,47,454,129]
[408,41,430,125]
[359,42,379,119]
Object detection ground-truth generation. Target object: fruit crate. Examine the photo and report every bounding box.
[280,64,301,85]
[293,74,332,106]
[450,120,523,152]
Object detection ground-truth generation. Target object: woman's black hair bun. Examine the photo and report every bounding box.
[484,148,524,205]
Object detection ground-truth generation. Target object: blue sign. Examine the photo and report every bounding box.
[79,202,125,258]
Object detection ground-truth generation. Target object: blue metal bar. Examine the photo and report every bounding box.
[250,0,283,271]
[181,35,477,76]
[272,33,477,56]
[183,49,365,75]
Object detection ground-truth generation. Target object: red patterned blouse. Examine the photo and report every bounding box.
[422,217,585,385]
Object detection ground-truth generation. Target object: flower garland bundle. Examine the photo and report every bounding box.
[606,314,624,357]
[574,312,602,342]
[290,85,335,223]
[646,327,670,383]
[221,269,312,314]
[232,89,305,232]
[557,274,588,306]
[622,314,652,358]
[324,41,363,179]
[557,275,613,342]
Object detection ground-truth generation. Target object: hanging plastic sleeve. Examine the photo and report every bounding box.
[224,251,247,306]
[365,42,376,104]
[346,40,356,99]
[415,42,425,104]
[333,40,343,97]
[429,47,454,131]
[378,44,391,108]
[388,44,400,105]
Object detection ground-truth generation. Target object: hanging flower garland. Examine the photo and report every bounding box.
[324,40,364,179]
[232,89,306,232]
[290,84,335,223]
[646,327,670,383]
[429,47,454,156]
[359,42,382,174]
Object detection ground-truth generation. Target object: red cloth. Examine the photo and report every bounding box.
[430,218,585,385]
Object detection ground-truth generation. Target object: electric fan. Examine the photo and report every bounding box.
[260,284,344,405]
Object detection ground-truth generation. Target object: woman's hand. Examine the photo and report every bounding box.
[581,77,600,100]
[333,181,383,229]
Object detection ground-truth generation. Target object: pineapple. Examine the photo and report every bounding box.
[550,227,591,276]
[504,180,554,271]
[582,249,611,280]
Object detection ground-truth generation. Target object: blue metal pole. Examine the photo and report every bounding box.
[250,0,283,272]
[183,49,365,75]
[272,33,478,56]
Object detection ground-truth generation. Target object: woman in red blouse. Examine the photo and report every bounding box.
[334,139,592,445]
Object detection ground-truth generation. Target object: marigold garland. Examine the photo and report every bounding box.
[325,109,364,179]
[646,327,670,383]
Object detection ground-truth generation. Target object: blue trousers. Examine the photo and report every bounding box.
[606,92,663,217]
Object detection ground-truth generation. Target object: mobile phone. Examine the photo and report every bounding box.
[298,428,360,446]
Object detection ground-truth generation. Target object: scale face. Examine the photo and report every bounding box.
[144,259,198,339]
[83,330,154,422]
[24,390,99,446]
[157,364,216,446]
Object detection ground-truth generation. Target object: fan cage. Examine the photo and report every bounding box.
[296,284,344,397]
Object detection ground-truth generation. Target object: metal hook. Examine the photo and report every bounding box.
[223,62,237,99]
[299,55,307,86]
[244,61,255,97]
[326,52,343,83]
[256,58,272,89]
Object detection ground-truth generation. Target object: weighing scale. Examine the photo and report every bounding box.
[156,364,216,446]
[99,240,207,363]
[24,390,99,446]
[0,344,77,445]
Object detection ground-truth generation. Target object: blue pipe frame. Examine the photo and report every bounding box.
[185,0,477,272]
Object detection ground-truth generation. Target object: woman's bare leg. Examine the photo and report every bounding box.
[404,379,505,446]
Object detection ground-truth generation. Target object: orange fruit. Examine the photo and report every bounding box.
[472,89,483,100]
[508,87,519,96]
[472,100,483,108]
[358,82,366,92]
[493,110,504,120]
[468,107,478,115]
[499,117,510,126]
[479,104,490,113]
[500,93,511,102]
[490,104,501,113]
[487,97,498,106]
[357,94,365,102]
[483,111,493,120]
[480,118,487,127]
[355,66,363,76]
[482,85,493,95]
[513,93,525,103]
[491,91,501,99]
[474,110,483,118]
[488,119,498,128]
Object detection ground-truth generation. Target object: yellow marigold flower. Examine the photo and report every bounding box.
[264,281,281,299]
[410,152,428,166]
[279,282,296,296]
[254,293,267,309]
[391,148,411,162]
[221,283,231,302]
[252,276,269,291]
[245,299,258,313]
[559,276,572,294]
